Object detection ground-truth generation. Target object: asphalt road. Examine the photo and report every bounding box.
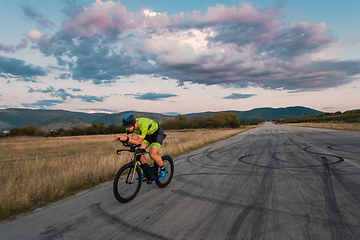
[1,122,360,240]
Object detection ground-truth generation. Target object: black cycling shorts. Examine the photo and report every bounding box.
[143,126,165,148]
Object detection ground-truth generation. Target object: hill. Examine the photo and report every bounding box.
[184,106,323,122]
[38,117,92,131]
[0,109,174,131]
[0,106,323,131]
[0,108,104,131]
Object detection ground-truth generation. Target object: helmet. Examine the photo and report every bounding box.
[122,113,136,127]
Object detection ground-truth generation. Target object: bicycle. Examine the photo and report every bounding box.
[113,139,174,203]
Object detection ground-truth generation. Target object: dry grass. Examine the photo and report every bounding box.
[283,122,360,132]
[0,126,256,220]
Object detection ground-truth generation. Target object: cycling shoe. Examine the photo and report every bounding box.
[158,167,167,181]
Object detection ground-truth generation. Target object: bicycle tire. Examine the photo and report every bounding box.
[113,163,142,203]
[155,155,174,188]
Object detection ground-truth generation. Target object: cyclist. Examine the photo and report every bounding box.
[115,113,167,180]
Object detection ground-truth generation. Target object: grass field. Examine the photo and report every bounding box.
[283,122,360,132]
[0,126,256,221]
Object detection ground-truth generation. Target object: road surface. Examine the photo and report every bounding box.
[1,122,360,239]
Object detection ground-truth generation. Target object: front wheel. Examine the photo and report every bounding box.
[113,163,142,203]
[155,155,174,188]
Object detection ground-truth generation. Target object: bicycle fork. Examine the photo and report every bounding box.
[127,160,141,184]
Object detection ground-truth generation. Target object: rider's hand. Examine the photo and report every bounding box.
[116,136,128,142]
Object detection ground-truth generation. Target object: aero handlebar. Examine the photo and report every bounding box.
[116,140,141,154]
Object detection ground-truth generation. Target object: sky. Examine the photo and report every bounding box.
[0,0,359,115]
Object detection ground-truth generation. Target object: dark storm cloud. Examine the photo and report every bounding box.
[21,4,55,29]
[134,92,178,101]
[223,93,256,99]
[0,56,46,81]
[26,1,360,90]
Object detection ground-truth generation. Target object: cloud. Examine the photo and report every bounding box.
[27,86,107,103]
[0,43,14,52]
[0,56,47,81]
[76,95,106,102]
[21,4,55,29]
[61,0,85,19]
[22,100,65,108]
[223,93,256,99]
[58,73,71,79]
[0,39,28,53]
[28,86,55,93]
[134,92,178,101]
[71,88,81,92]
[80,108,119,114]
[26,0,360,90]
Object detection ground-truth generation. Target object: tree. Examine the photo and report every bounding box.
[9,128,22,136]
[21,125,36,136]
[96,121,106,134]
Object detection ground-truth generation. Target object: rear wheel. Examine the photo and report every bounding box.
[155,155,174,188]
[113,163,142,203]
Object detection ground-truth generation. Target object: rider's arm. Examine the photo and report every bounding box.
[115,133,133,142]
[128,136,144,145]
[116,133,143,145]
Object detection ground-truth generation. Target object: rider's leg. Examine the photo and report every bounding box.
[139,143,148,164]
[149,147,164,170]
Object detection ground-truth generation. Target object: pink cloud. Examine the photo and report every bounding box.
[25,1,359,90]
[27,30,52,47]
[0,39,28,52]
[59,0,285,39]
[0,43,14,52]
[61,0,134,39]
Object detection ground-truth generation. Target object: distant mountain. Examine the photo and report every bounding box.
[0,108,174,131]
[184,106,323,122]
[38,117,92,131]
[0,108,104,131]
[0,106,323,131]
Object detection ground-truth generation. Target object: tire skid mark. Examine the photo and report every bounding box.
[226,204,256,240]
[321,157,359,240]
[90,203,168,240]
[327,145,360,154]
[177,133,262,239]
[179,127,359,239]
[329,166,360,203]
[289,136,360,239]
[39,216,89,240]
[172,189,243,209]
[178,171,244,239]
[228,136,276,240]
[172,188,344,228]
[251,159,275,239]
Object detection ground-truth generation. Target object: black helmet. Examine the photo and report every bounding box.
[122,113,136,127]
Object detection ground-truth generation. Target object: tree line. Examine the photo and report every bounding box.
[1,122,126,137]
[161,112,254,130]
[1,112,261,138]
[275,110,360,124]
